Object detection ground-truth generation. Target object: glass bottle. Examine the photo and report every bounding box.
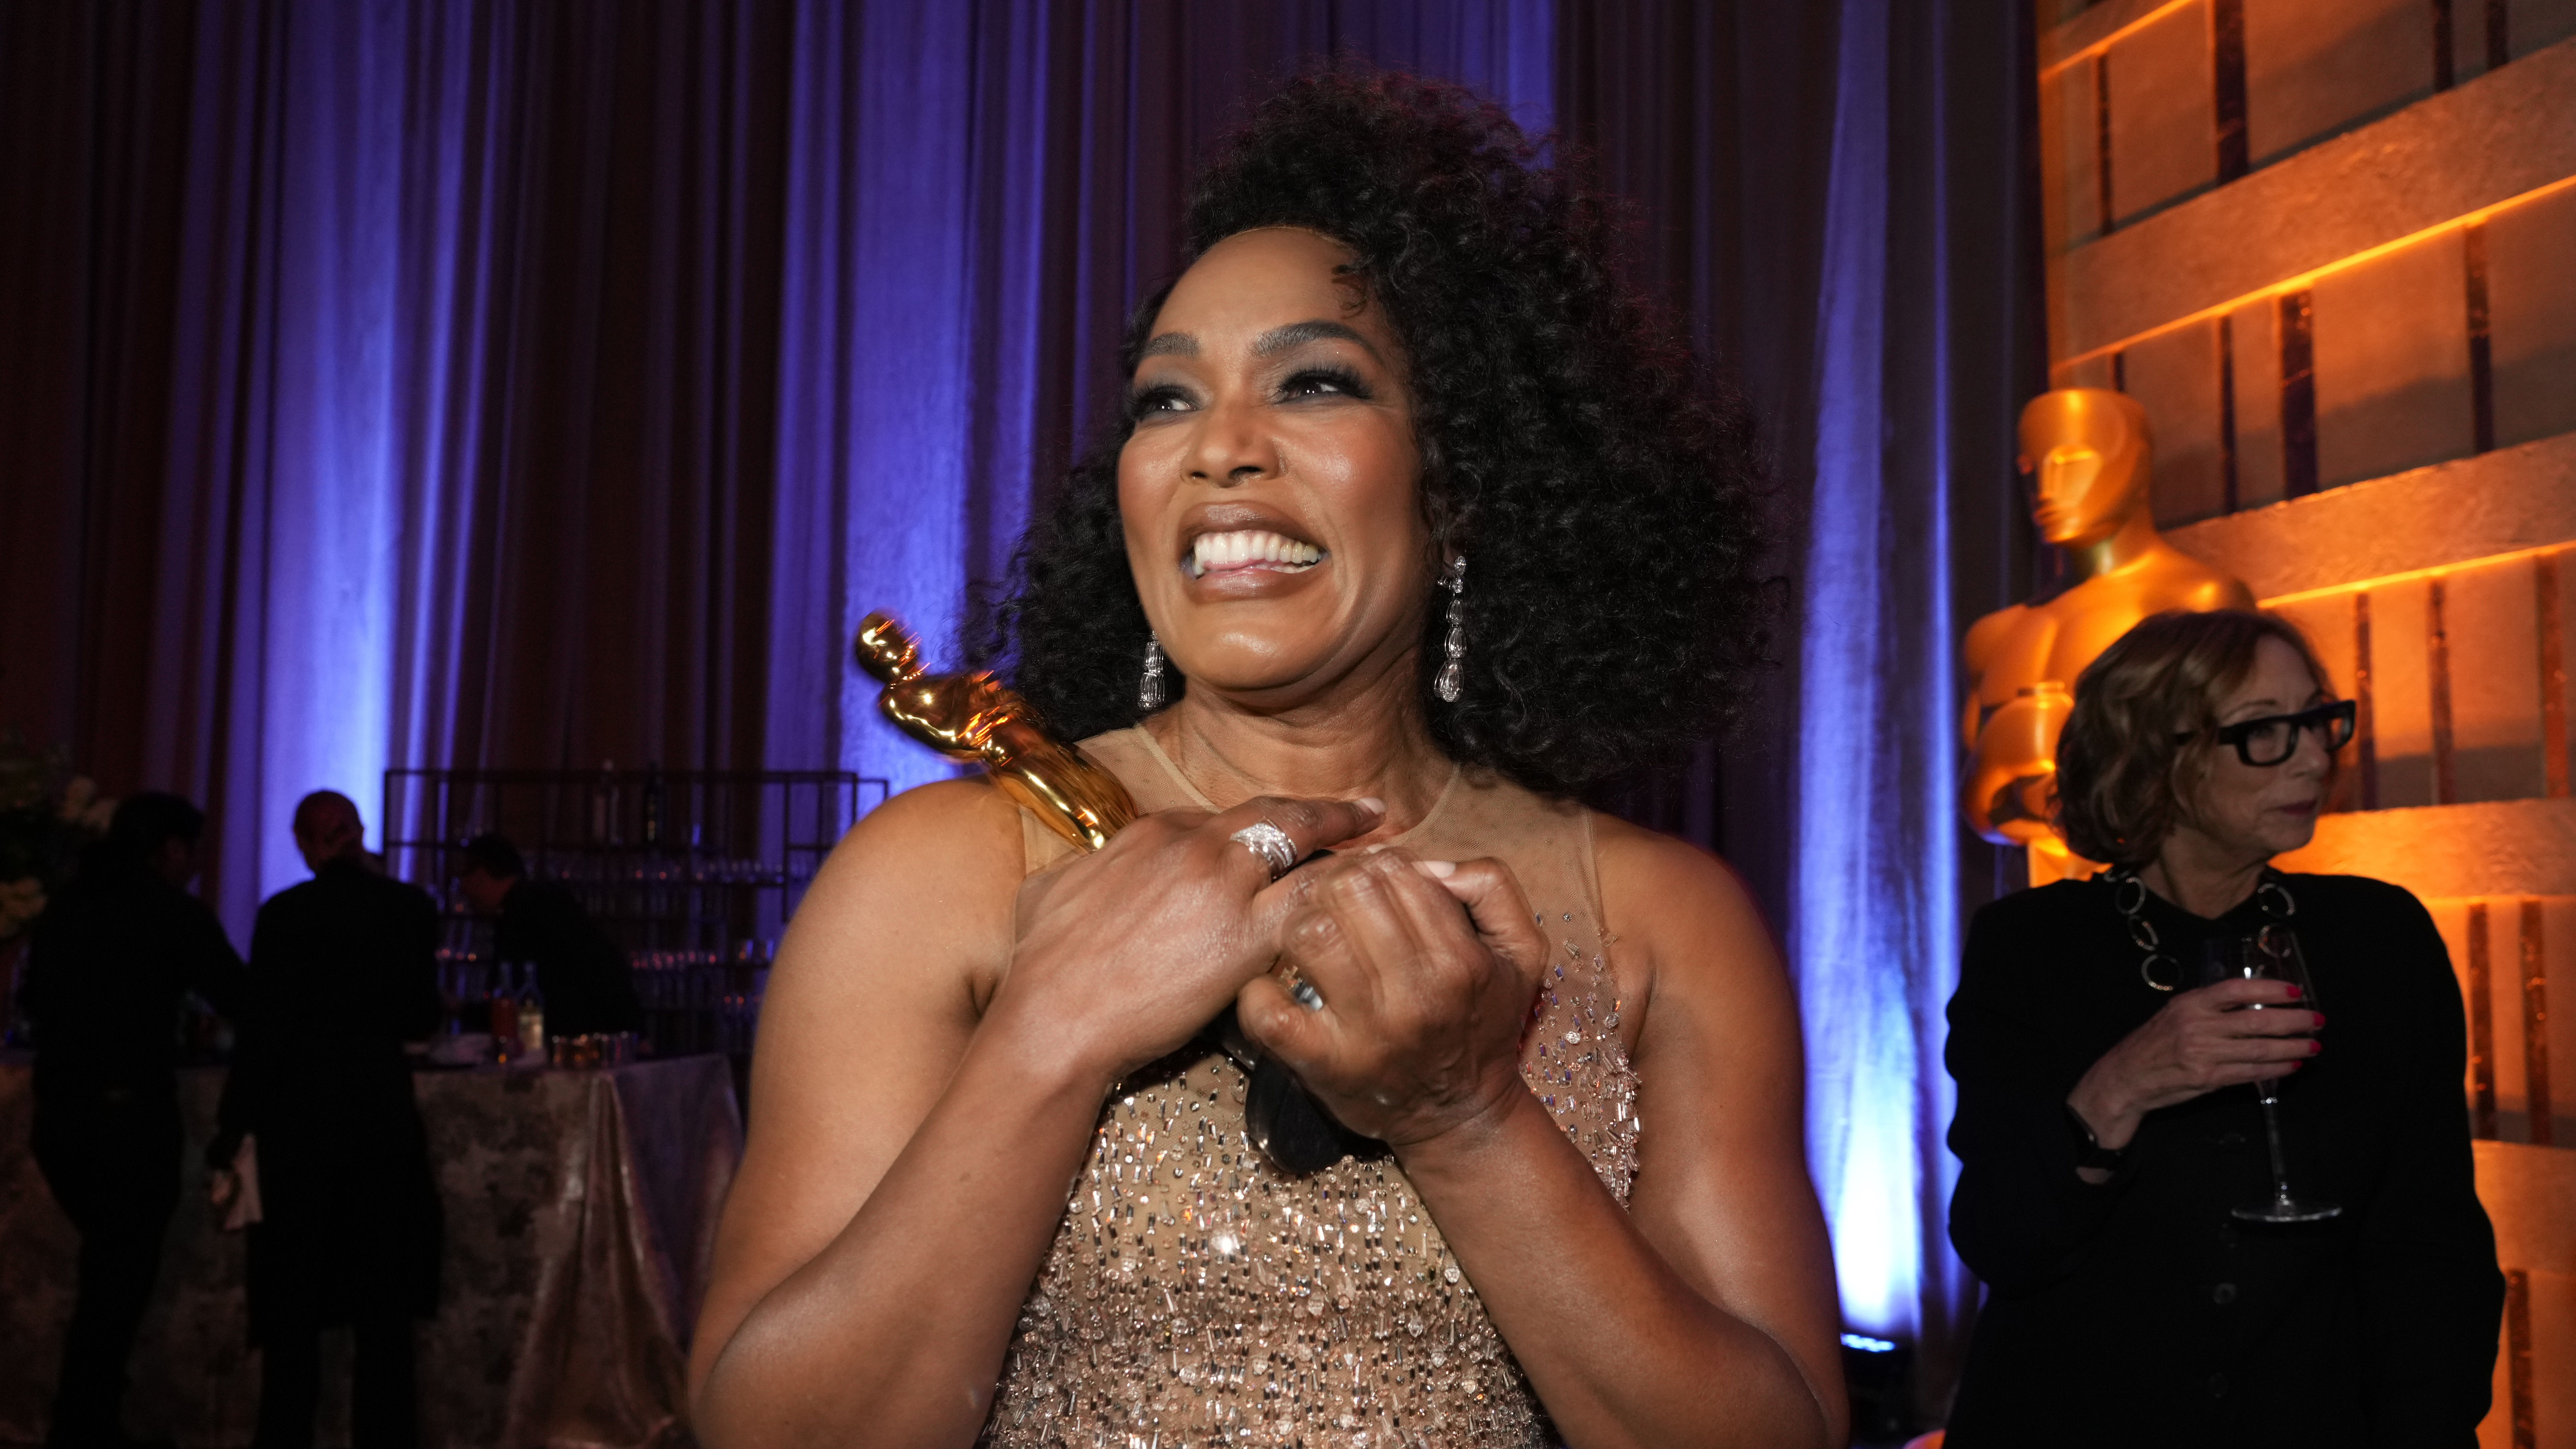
[489,962,520,1064]
[518,965,547,1064]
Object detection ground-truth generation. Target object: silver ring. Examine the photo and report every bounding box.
[1229,821,1298,881]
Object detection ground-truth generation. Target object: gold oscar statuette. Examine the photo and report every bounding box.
[851,611,1366,1173]
[853,612,1138,851]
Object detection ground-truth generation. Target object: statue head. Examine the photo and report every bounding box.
[2017,389,2153,549]
[853,612,923,684]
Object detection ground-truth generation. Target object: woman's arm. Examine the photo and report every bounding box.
[1947,901,2313,1294]
[687,781,1030,1447]
[1240,820,1844,1449]
[687,783,1380,1449]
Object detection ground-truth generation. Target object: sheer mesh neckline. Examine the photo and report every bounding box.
[1127,722,1466,848]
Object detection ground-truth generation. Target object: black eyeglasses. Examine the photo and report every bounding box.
[2174,698,2358,766]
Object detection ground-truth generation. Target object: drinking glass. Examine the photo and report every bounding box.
[2228,925,2340,1223]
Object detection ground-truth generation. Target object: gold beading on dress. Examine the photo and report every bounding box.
[982,731,1640,1448]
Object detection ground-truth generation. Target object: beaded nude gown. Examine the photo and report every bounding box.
[981,728,1641,1448]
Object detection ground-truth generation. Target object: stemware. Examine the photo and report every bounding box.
[2226,925,2341,1224]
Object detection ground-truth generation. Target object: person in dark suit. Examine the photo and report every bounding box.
[455,833,641,1038]
[211,791,442,1449]
[22,792,249,1449]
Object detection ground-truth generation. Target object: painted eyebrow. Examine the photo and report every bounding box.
[1252,319,1378,359]
[1134,319,1381,367]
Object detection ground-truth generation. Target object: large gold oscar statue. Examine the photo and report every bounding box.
[1963,389,2256,883]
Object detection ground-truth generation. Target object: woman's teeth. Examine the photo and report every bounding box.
[1187,529,1324,578]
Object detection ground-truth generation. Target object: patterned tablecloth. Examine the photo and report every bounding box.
[0,1054,742,1449]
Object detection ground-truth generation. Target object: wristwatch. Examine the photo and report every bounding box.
[2065,1101,2128,1172]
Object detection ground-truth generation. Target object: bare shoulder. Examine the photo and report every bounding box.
[1585,812,1802,1114]
[788,777,1024,950]
[747,774,1026,1122]
[1589,812,1784,1001]
[760,774,1034,1049]
[816,774,1025,884]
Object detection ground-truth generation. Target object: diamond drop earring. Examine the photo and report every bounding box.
[1138,631,1167,713]
[1434,556,1467,703]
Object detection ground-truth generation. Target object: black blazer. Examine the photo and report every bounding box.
[493,878,642,1037]
[1943,873,2502,1449]
[217,856,444,1335]
[23,852,247,1100]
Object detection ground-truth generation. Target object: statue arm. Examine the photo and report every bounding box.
[1964,691,2070,847]
[1959,607,2060,844]
[1959,608,2007,781]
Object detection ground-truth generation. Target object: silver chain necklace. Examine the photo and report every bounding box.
[2108,867,2296,992]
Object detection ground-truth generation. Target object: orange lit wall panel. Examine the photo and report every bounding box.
[2242,0,2435,164]
[2104,4,2215,225]
[2488,183,2576,448]
[2312,233,2475,489]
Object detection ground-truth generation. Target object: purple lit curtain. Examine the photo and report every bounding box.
[0,0,796,934]
[1782,0,2042,1403]
[0,0,2039,1412]
[1564,0,2041,1406]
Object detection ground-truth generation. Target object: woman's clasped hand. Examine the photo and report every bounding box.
[2066,976,2323,1150]
[1239,849,1549,1151]
[993,794,1387,1083]
[1004,796,1553,1156]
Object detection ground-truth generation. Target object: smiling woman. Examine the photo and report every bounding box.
[686,66,1840,1449]
[986,70,1771,793]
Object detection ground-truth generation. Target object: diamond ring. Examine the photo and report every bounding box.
[1229,821,1299,881]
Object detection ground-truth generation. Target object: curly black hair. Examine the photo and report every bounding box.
[977,65,1768,796]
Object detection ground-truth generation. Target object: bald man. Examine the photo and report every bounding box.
[213,791,441,1449]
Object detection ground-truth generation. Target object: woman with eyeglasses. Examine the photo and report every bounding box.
[1941,608,2503,1448]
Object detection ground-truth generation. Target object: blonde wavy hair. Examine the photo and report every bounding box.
[2054,609,2334,868]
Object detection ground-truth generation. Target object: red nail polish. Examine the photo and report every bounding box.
[2308,1040,2322,1055]
[2284,984,2303,1000]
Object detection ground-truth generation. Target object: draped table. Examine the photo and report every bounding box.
[0,1054,741,1449]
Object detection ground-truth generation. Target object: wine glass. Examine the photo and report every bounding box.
[2229,925,2340,1223]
